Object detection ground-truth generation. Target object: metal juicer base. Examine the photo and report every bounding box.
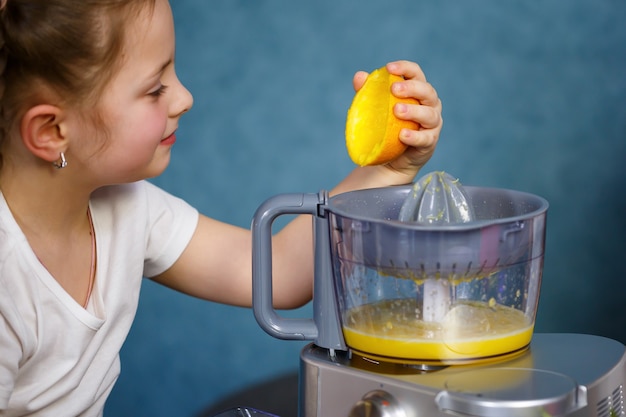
[299,333,626,417]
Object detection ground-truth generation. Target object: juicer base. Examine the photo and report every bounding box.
[299,333,626,417]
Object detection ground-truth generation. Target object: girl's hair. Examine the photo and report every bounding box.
[0,0,155,168]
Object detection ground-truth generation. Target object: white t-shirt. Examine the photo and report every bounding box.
[0,181,199,416]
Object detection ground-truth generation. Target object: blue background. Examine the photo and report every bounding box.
[105,1,626,416]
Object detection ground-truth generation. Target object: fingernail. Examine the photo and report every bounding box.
[396,103,408,114]
[392,82,405,94]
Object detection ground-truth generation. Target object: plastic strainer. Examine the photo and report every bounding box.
[399,171,475,224]
[399,171,475,323]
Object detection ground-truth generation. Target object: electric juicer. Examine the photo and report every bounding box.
[250,172,626,417]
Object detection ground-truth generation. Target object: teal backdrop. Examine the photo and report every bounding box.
[105,1,626,416]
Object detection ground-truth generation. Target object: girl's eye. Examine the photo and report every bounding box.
[149,84,168,97]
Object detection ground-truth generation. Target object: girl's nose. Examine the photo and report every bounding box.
[171,77,194,117]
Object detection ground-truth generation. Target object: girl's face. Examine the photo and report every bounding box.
[73,0,193,185]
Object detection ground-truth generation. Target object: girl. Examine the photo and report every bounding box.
[0,0,442,415]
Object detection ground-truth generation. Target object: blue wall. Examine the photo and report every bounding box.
[105,1,626,416]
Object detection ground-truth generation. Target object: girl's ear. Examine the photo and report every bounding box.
[20,105,69,163]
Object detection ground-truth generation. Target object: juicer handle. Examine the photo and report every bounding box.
[251,193,321,340]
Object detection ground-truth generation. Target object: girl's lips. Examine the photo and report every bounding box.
[160,132,176,145]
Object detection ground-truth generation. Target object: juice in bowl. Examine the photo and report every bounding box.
[338,257,540,364]
[342,298,535,364]
[329,176,547,365]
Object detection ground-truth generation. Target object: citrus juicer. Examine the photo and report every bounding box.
[250,172,626,417]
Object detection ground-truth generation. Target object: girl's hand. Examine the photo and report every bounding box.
[353,60,443,179]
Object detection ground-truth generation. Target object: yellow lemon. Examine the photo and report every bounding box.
[346,66,419,166]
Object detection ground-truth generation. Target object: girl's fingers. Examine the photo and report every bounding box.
[395,99,443,130]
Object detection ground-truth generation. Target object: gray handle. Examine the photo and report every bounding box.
[251,193,321,340]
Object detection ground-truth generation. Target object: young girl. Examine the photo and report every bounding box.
[0,0,442,415]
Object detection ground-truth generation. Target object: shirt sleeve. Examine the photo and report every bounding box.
[141,181,199,278]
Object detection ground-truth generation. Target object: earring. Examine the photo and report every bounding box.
[52,152,67,169]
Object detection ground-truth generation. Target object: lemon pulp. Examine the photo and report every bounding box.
[342,299,533,363]
[345,67,415,166]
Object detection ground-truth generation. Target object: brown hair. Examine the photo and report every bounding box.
[0,0,156,167]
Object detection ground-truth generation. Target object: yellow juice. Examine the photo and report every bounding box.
[342,299,533,363]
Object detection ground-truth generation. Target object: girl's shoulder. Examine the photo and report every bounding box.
[90,180,180,215]
[90,180,198,239]
[91,180,184,207]
[91,180,151,204]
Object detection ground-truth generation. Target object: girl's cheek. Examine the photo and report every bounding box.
[143,108,169,139]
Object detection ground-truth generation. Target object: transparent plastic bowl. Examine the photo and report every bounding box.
[328,185,548,364]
